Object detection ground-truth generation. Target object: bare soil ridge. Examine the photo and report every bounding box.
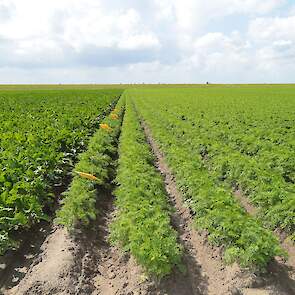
[1,192,151,295]
[2,225,79,295]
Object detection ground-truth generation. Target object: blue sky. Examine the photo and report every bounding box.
[0,0,294,83]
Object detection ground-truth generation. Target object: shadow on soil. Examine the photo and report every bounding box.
[74,189,209,295]
[0,221,53,291]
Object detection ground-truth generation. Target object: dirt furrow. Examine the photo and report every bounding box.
[2,225,80,295]
[141,120,295,295]
[0,191,153,295]
[75,193,152,295]
[234,190,258,216]
[88,189,203,295]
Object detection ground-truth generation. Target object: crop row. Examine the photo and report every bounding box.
[130,90,286,269]
[126,88,295,241]
[144,91,295,239]
[110,97,182,278]
[56,98,125,229]
[0,89,122,254]
[157,105,294,240]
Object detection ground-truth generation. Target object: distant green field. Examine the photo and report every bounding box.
[0,84,126,90]
[0,83,295,91]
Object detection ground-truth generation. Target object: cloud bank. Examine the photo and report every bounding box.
[0,0,294,83]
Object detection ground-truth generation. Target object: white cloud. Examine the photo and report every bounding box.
[0,0,15,21]
[225,0,285,15]
[248,14,295,70]
[117,34,160,50]
[184,32,251,79]
[153,0,284,32]
[62,6,160,50]
[0,0,160,67]
[249,15,295,42]
[0,0,294,83]
[273,40,293,47]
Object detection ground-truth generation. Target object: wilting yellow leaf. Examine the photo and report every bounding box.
[100,123,112,132]
[75,171,98,181]
[110,113,119,120]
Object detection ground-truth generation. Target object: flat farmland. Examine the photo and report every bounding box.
[0,85,294,295]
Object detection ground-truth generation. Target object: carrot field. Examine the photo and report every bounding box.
[0,84,294,295]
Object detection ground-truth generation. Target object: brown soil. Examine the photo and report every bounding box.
[2,226,79,295]
[89,194,204,295]
[141,119,295,295]
[234,190,258,216]
[71,193,152,295]
[1,192,152,295]
[281,238,295,270]
[0,222,52,292]
[1,191,207,295]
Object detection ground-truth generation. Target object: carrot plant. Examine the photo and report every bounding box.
[110,98,182,279]
[129,88,288,269]
[156,87,295,238]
